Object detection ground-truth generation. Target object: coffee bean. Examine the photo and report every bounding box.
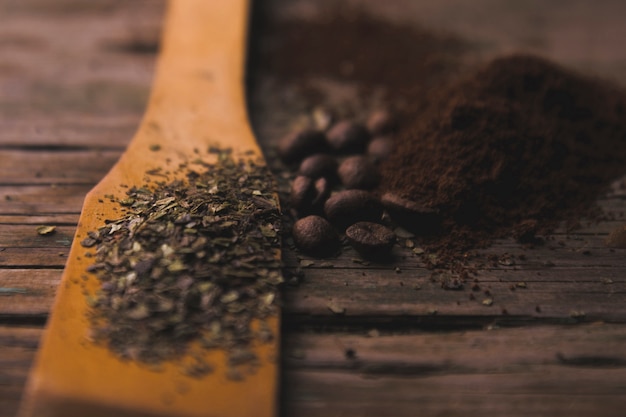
[366,109,396,136]
[338,155,379,189]
[324,190,383,230]
[345,222,395,260]
[298,154,338,180]
[290,176,314,212]
[292,215,340,257]
[326,120,370,153]
[367,136,393,162]
[290,176,331,215]
[312,177,331,208]
[380,192,441,234]
[278,129,328,163]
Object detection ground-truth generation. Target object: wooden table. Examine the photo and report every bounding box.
[2,1,626,416]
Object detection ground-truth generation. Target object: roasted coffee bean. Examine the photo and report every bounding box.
[292,215,340,257]
[338,155,379,189]
[312,177,331,207]
[290,176,314,212]
[366,109,396,136]
[298,154,338,180]
[324,190,383,230]
[278,129,328,163]
[345,222,395,260]
[290,175,330,214]
[380,192,441,234]
[367,136,393,162]
[326,120,370,153]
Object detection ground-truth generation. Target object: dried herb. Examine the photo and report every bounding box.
[36,225,56,235]
[81,150,282,375]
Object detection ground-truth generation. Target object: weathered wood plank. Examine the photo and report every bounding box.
[284,267,626,322]
[0,117,137,149]
[0,225,77,248]
[0,326,41,417]
[0,248,69,268]
[3,324,626,417]
[284,323,626,366]
[0,214,79,225]
[0,270,61,316]
[282,324,626,416]
[0,185,91,214]
[283,368,626,417]
[0,149,121,185]
[3,263,626,323]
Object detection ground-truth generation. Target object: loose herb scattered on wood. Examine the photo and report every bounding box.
[81,150,282,377]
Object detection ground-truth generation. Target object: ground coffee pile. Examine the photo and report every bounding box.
[380,54,626,254]
[253,9,626,267]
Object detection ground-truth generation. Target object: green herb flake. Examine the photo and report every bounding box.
[81,150,282,376]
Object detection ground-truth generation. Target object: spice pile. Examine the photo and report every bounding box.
[81,150,281,377]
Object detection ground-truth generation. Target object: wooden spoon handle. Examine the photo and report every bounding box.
[19,1,279,417]
[125,0,259,160]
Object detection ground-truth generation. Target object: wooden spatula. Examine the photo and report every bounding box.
[18,1,280,416]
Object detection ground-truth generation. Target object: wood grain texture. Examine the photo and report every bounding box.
[3,324,626,417]
[0,117,140,149]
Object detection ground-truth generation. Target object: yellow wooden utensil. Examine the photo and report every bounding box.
[19,0,280,416]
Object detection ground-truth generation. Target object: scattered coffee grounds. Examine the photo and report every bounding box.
[379,54,626,259]
[81,150,282,376]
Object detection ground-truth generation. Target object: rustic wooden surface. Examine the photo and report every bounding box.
[1,0,626,416]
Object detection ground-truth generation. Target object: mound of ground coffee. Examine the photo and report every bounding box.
[379,54,626,255]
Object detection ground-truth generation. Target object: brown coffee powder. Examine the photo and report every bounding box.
[379,54,626,254]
